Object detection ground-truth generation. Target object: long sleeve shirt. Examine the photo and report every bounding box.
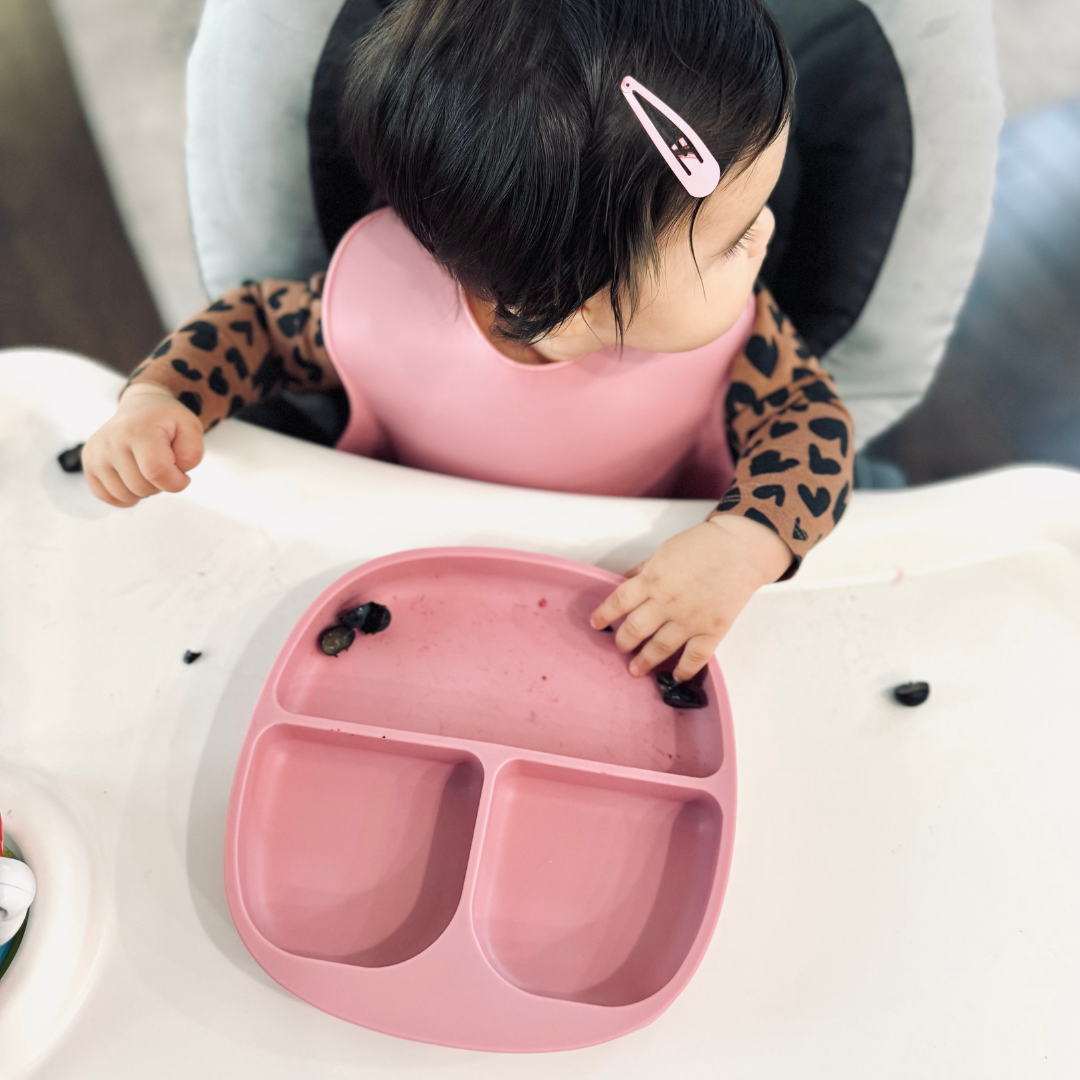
[127,209,853,575]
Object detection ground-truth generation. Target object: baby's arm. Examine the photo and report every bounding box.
[591,285,854,680]
[83,275,337,506]
[708,285,853,569]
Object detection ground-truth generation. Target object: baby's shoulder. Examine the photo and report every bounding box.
[328,207,451,301]
[323,206,463,355]
[332,207,426,265]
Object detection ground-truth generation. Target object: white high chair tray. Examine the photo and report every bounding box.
[2,349,1079,1079]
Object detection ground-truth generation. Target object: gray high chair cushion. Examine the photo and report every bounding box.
[814,0,1004,450]
[186,0,1003,455]
[186,0,345,294]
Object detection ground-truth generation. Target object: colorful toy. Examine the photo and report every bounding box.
[225,548,737,1051]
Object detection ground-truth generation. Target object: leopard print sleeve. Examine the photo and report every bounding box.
[710,286,854,580]
[124,274,340,430]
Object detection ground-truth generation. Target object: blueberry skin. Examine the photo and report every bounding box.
[320,625,356,656]
[894,681,930,707]
[339,602,392,635]
[183,650,202,665]
[656,671,707,709]
[57,444,84,473]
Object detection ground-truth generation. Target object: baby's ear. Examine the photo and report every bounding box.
[576,284,619,327]
[553,302,610,348]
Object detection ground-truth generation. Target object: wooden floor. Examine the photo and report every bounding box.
[0,0,163,371]
[871,98,1080,483]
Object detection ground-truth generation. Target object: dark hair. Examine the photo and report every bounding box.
[343,0,794,343]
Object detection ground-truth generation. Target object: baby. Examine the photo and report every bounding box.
[83,0,853,683]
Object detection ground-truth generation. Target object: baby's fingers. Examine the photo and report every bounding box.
[171,416,204,473]
[613,598,665,656]
[629,622,687,677]
[115,449,164,500]
[672,634,721,682]
[85,469,127,508]
[590,574,649,631]
[95,465,142,508]
[133,434,190,494]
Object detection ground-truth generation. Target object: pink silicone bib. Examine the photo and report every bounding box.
[225,548,737,1051]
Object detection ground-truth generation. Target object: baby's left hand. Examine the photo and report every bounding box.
[590,514,794,682]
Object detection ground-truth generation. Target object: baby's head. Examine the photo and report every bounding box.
[344,0,793,358]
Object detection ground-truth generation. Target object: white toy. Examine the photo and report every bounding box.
[0,816,36,949]
[0,858,35,948]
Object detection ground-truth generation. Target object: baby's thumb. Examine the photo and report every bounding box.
[172,415,205,473]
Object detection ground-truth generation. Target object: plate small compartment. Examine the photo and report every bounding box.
[236,724,482,967]
[473,760,722,1007]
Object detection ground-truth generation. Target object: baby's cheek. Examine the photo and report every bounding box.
[696,265,750,340]
[748,232,770,273]
[725,257,759,313]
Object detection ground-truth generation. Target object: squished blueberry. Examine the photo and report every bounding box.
[656,671,706,710]
[58,444,84,473]
[320,625,356,656]
[183,650,202,664]
[339,602,391,635]
[894,681,930,707]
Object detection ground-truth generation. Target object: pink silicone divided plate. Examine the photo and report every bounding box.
[225,548,736,1051]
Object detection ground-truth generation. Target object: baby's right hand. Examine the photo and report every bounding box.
[82,383,205,507]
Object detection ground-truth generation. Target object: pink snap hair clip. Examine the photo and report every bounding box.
[620,76,722,199]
